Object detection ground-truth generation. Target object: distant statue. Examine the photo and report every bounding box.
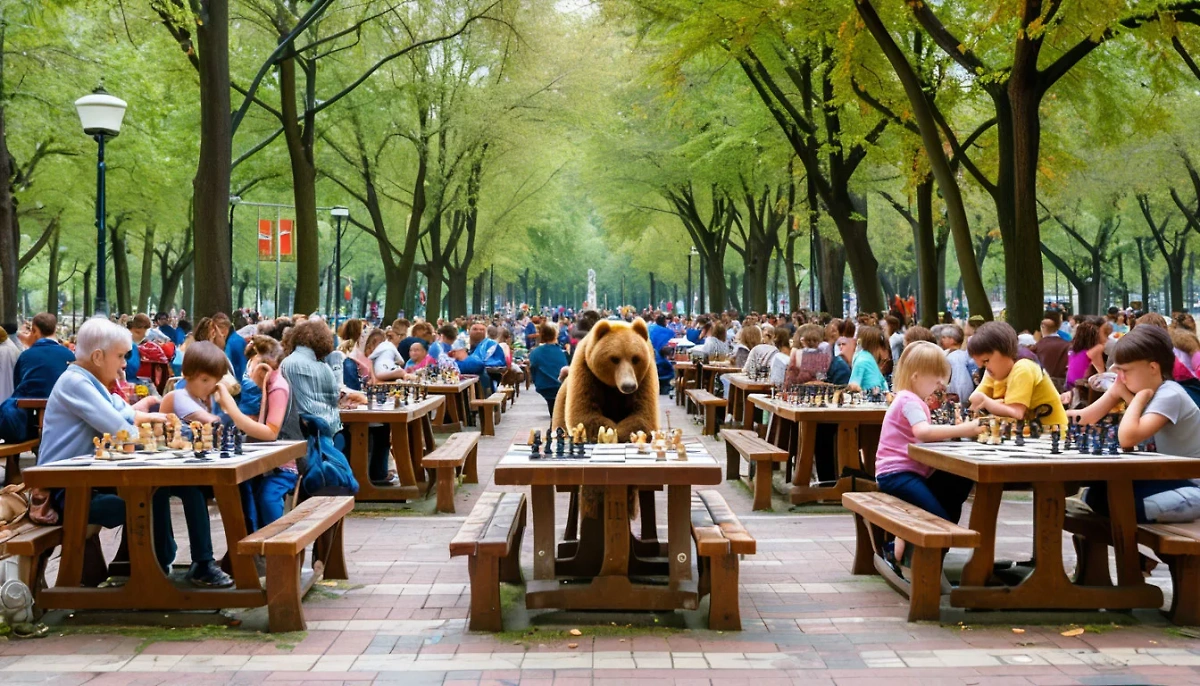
[587,269,597,312]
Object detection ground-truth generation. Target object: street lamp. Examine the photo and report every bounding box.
[331,206,349,318]
[687,246,698,318]
[75,85,127,317]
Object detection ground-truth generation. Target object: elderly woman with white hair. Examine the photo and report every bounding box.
[38,317,177,574]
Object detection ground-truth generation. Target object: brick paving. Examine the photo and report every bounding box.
[3,387,1200,684]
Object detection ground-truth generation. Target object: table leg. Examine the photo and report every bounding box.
[116,485,178,595]
[729,386,743,428]
[56,486,92,587]
[390,421,419,486]
[531,485,555,580]
[347,422,371,489]
[960,482,1003,586]
[836,422,861,478]
[790,420,816,491]
[599,485,630,577]
[406,418,425,482]
[1106,479,1142,586]
[667,485,691,589]
[212,484,260,590]
[443,392,460,428]
[422,415,436,453]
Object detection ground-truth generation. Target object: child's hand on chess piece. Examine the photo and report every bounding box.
[213,383,238,412]
[134,411,169,425]
[958,419,985,438]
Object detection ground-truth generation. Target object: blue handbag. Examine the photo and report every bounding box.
[297,413,359,497]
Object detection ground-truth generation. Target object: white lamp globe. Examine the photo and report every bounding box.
[75,86,127,138]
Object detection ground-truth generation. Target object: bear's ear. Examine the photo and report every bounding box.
[631,318,649,340]
[591,320,612,341]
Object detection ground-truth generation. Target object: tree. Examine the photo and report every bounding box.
[1137,194,1189,312]
[1038,203,1121,315]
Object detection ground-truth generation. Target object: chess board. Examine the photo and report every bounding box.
[43,440,291,468]
[502,440,710,464]
[914,435,1177,462]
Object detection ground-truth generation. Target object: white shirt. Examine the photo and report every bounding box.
[0,338,19,402]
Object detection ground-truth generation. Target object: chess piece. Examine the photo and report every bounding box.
[988,418,1001,445]
[528,428,537,446]
[1015,420,1025,446]
[530,429,542,455]
[555,427,566,456]
[93,435,109,460]
[1050,426,1061,454]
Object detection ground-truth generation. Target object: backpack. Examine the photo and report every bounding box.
[297,413,359,497]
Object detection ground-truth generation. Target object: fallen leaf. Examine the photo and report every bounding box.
[1061,628,1085,637]
[568,643,578,649]
[1011,628,1025,634]
[319,580,338,587]
[569,629,582,636]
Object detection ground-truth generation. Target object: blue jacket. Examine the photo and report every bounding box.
[648,323,674,380]
[528,343,567,392]
[126,341,141,382]
[226,331,248,381]
[827,355,851,385]
[13,339,75,399]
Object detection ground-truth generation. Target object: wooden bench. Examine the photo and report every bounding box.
[1,440,39,487]
[498,385,515,412]
[236,495,354,632]
[1065,509,1200,625]
[843,491,980,621]
[450,491,527,631]
[719,429,788,511]
[420,432,481,513]
[469,392,506,437]
[0,521,62,615]
[685,389,727,436]
[690,489,755,630]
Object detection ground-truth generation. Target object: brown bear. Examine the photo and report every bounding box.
[552,317,659,438]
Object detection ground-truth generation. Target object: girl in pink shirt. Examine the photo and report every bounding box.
[876,342,983,569]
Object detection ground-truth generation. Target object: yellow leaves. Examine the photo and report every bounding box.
[957,44,967,54]
[1061,627,1085,637]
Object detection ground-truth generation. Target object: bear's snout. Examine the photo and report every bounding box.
[618,380,638,394]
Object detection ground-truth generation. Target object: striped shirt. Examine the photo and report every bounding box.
[280,346,343,434]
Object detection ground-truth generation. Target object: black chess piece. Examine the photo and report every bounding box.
[218,424,229,457]
[234,428,243,455]
[555,427,566,456]
[530,430,542,456]
[1015,420,1025,446]
[1050,426,1060,454]
[544,428,553,456]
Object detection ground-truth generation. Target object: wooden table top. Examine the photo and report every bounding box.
[749,393,888,422]
[701,363,736,373]
[724,373,773,391]
[375,379,476,393]
[340,395,444,421]
[22,441,306,488]
[494,442,722,487]
[908,439,1200,483]
[673,361,695,370]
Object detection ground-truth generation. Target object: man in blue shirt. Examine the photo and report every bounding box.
[219,312,247,381]
[457,322,500,394]
[0,313,74,442]
[648,314,674,394]
[153,312,176,346]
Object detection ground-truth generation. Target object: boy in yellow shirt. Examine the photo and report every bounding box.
[968,322,1068,428]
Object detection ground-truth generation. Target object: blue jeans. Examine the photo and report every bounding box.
[877,469,975,523]
[166,486,216,564]
[536,388,558,415]
[254,470,299,527]
[1085,480,1200,523]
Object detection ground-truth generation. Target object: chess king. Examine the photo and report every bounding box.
[552,317,660,520]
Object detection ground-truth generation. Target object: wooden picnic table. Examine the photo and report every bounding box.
[724,373,773,431]
[700,362,735,394]
[339,395,444,502]
[749,393,885,505]
[21,440,306,612]
[378,378,476,432]
[493,441,722,612]
[1,399,46,485]
[908,441,1200,613]
[672,361,696,407]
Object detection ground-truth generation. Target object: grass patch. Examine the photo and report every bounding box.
[1166,627,1200,639]
[52,624,306,653]
[347,507,428,518]
[499,583,524,612]
[1082,622,1128,634]
[305,578,363,601]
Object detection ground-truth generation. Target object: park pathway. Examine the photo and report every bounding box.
[3,386,1200,685]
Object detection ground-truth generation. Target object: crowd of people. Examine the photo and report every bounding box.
[1,300,1198,589]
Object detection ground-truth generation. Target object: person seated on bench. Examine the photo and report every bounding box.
[158,341,237,588]
[0,313,74,444]
[38,317,175,576]
[216,336,294,530]
[968,321,1068,431]
[1068,325,1200,523]
[876,342,984,571]
[845,326,888,394]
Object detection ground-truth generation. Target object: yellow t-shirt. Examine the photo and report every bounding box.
[977,358,1068,428]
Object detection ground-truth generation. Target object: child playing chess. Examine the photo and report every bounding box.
[215,336,296,529]
[157,341,235,588]
[875,342,984,572]
[1068,325,1200,523]
[967,322,1068,429]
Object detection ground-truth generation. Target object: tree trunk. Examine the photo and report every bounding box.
[0,27,15,330]
[83,264,92,318]
[728,271,741,313]
[816,232,846,317]
[705,258,726,314]
[278,54,319,315]
[1005,70,1046,331]
[839,210,881,314]
[914,180,937,326]
[472,271,485,315]
[446,266,468,319]
[192,0,232,318]
[46,226,60,314]
[138,225,155,312]
[784,228,799,314]
[111,222,131,315]
[1136,238,1151,307]
[182,260,194,313]
[237,269,250,310]
[935,221,950,313]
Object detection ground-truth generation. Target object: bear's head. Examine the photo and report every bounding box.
[584,318,654,395]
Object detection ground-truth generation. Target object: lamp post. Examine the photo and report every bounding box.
[687,246,698,318]
[331,206,349,318]
[75,85,127,317]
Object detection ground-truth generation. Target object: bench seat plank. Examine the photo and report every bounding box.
[688,489,753,630]
[843,492,979,549]
[238,496,354,556]
[451,492,527,631]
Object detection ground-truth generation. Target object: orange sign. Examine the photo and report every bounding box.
[258,219,273,259]
[278,219,294,261]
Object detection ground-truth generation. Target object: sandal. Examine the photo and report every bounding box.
[11,622,49,639]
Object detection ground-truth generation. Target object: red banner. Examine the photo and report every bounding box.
[258,219,273,260]
[278,219,294,261]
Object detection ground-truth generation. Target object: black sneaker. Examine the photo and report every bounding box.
[188,560,234,588]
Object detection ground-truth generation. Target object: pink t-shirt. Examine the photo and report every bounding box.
[874,390,934,479]
[259,368,295,472]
